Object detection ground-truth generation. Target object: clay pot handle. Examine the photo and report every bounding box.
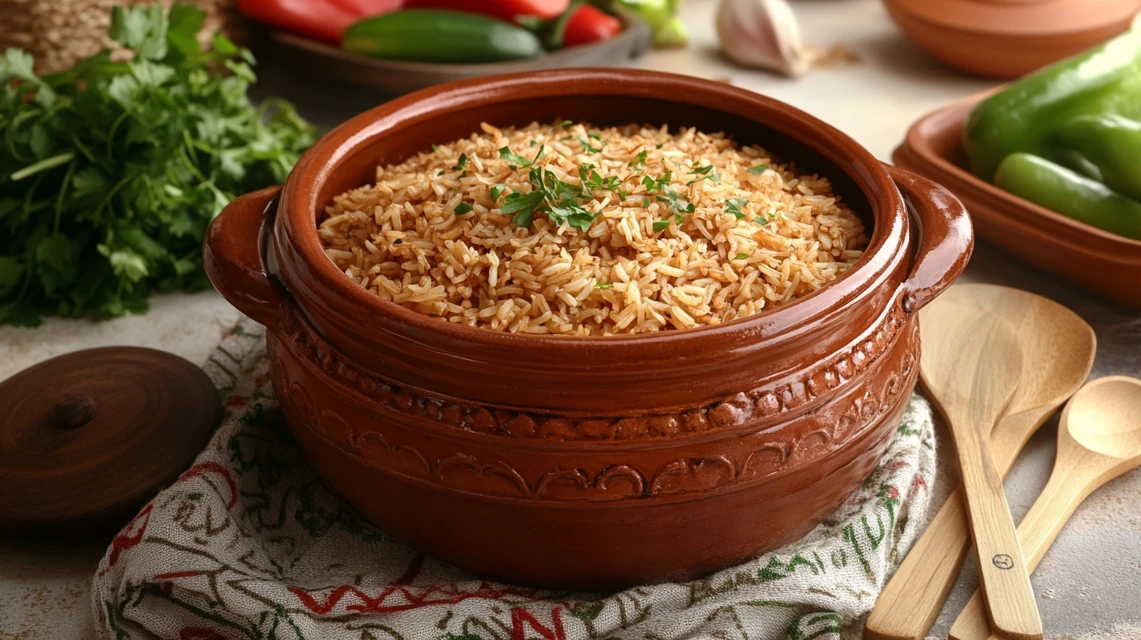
[203,186,286,331]
[884,164,974,314]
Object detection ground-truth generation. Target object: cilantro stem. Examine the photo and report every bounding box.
[9,151,75,181]
[106,110,132,162]
[54,159,76,233]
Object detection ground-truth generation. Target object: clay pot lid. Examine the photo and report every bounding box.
[892,0,1141,36]
[0,347,220,538]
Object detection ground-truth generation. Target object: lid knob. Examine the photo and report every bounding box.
[49,392,98,430]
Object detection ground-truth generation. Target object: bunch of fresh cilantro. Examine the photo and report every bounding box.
[0,3,316,326]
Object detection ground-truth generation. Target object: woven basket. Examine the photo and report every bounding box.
[0,0,249,75]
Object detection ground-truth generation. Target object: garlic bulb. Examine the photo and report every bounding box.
[717,0,811,77]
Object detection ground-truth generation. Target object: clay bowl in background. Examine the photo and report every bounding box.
[883,0,1141,79]
[895,94,1141,309]
[204,69,973,590]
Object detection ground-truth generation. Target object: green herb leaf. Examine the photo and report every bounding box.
[733,252,749,260]
[629,148,647,167]
[0,2,315,326]
[594,282,613,289]
[725,197,748,220]
[557,120,573,128]
[579,162,621,193]
[652,220,670,232]
[499,146,533,169]
[578,136,601,154]
[687,164,720,186]
[754,215,770,226]
[452,153,467,172]
[748,164,768,175]
[454,202,474,215]
[501,190,544,215]
[490,184,504,201]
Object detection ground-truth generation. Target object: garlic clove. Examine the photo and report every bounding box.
[717,0,812,77]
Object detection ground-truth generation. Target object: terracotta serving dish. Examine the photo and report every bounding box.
[204,69,973,589]
[883,0,1141,79]
[266,16,652,95]
[895,94,1141,309]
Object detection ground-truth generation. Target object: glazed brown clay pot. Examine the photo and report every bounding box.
[204,69,972,590]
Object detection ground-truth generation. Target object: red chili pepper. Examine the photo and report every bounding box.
[404,0,570,22]
[325,0,404,17]
[562,4,622,47]
[235,0,358,43]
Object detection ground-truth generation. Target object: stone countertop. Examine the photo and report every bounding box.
[2,0,1139,638]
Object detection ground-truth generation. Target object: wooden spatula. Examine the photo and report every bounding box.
[919,301,1042,640]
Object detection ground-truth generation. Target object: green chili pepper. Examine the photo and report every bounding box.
[994,152,1141,241]
[1056,113,1141,203]
[965,31,1141,182]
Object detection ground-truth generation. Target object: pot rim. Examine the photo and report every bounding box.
[276,68,909,347]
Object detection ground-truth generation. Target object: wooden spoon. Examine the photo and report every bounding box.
[948,376,1141,640]
[867,285,1095,640]
[919,300,1042,640]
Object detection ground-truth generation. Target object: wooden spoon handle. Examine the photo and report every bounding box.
[866,412,1039,640]
[952,411,1042,640]
[948,469,1092,640]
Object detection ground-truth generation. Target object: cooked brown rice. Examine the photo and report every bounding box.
[317,121,868,336]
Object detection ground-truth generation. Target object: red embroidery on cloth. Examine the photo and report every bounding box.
[392,553,424,585]
[289,582,546,614]
[288,553,545,614]
[511,607,566,640]
[98,504,153,576]
[226,395,246,408]
[177,462,238,509]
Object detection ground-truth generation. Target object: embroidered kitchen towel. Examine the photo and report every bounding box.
[92,321,936,640]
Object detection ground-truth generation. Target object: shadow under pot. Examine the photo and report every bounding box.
[204,69,972,590]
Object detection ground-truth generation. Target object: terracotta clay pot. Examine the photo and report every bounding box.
[204,69,973,590]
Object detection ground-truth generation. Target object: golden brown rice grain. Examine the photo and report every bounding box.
[318,121,868,336]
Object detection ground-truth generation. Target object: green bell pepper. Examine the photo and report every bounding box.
[965,31,1141,182]
[593,0,687,47]
[994,152,1141,241]
[1056,113,1141,203]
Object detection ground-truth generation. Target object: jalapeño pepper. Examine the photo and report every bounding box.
[994,153,1141,241]
[965,31,1141,182]
[1056,113,1141,203]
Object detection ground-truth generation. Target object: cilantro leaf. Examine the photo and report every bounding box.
[578,136,601,153]
[725,197,748,220]
[452,153,467,172]
[490,184,504,201]
[748,164,769,175]
[0,1,315,325]
[454,202,474,215]
[499,146,533,169]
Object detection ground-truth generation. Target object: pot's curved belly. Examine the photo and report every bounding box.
[267,300,920,589]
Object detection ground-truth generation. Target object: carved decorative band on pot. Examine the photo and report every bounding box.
[204,69,972,590]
